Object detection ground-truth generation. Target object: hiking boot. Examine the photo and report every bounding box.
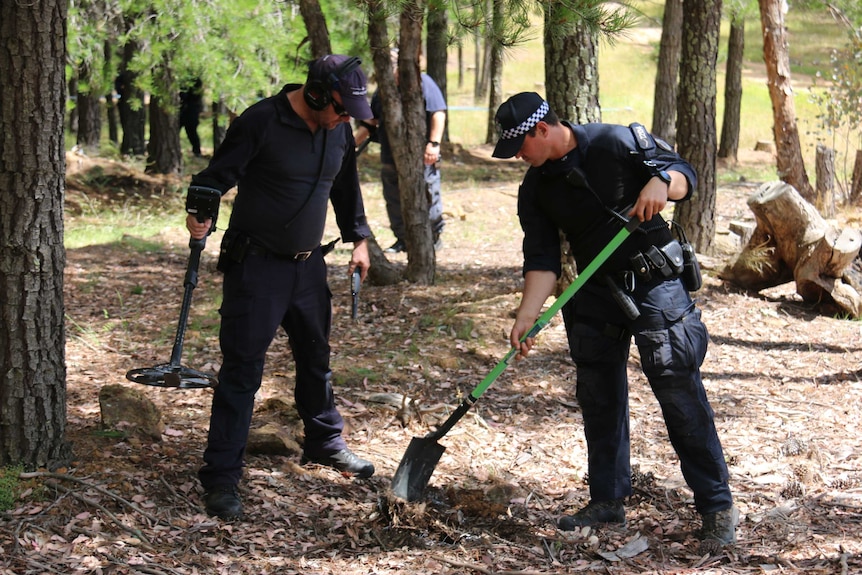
[558,499,626,530]
[301,448,375,478]
[698,506,739,546]
[384,240,405,254]
[203,485,244,520]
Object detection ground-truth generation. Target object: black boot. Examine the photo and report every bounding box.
[203,485,244,520]
[301,448,375,478]
[558,499,626,530]
[698,506,738,547]
[384,240,405,253]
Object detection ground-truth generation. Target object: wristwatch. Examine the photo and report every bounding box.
[657,170,672,186]
[427,141,440,147]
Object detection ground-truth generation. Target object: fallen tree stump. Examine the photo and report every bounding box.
[720,181,862,318]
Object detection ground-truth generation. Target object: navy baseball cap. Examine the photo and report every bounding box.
[492,92,550,159]
[308,55,373,120]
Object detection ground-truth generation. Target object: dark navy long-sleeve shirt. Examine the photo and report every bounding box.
[518,121,697,278]
[192,83,371,255]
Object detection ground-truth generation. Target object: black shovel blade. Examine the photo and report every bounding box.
[391,436,447,501]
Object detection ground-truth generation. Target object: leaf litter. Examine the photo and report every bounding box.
[1,148,861,574]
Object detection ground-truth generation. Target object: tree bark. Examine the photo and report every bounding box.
[543,5,601,296]
[145,60,181,176]
[651,0,682,146]
[674,0,722,254]
[104,39,119,145]
[298,0,331,58]
[117,40,146,156]
[758,0,814,202]
[484,0,504,145]
[718,13,744,163]
[851,150,862,204]
[212,99,229,153]
[76,91,102,152]
[426,0,448,142]
[367,0,435,285]
[815,144,836,217]
[0,0,71,470]
[543,7,600,125]
[721,181,862,318]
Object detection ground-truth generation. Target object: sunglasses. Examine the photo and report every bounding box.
[331,99,350,118]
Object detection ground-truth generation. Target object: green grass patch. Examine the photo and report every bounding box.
[0,466,23,511]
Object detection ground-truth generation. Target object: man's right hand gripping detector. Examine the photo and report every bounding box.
[185,185,221,235]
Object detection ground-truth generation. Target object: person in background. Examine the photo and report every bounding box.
[353,50,446,253]
[185,55,375,521]
[491,92,737,550]
[179,77,204,157]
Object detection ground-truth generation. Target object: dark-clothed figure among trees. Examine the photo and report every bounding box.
[184,55,376,521]
[354,53,447,254]
[179,77,204,157]
[491,92,737,550]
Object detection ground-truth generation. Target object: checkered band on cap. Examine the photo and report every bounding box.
[499,100,549,140]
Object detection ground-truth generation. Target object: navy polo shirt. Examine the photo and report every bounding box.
[370,73,447,165]
[192,83,371,255]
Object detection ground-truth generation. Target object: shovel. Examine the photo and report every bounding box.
[391,216,641,501]
[125,236,218,389]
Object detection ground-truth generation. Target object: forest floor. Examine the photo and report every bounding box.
[2,143,861,575]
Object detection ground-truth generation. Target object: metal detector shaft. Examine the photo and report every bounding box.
[427,216,641,441]
[168,237,206,367]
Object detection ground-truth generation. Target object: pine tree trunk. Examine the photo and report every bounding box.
[543,7,600,125]
[146,90,182,175]
[651,0,682,146]
[212,99,228,153]
[76,91,102,152]
[367,0,435,285]
[758,0,814,202]
[0,0,71,470]
[105,39,119,145]
[298,0,332,58]
[674,0,722,254]
[485,0,504,144]
[543,4,601,296]
[118,40,146,156]
[718,15,744,163]
[426,0,448,143]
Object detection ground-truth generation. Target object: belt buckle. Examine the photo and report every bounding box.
[293,250,312,261]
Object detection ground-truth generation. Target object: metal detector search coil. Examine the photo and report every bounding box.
[125,235,218,389]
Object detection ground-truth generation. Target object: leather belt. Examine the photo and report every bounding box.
[247,244,314,261]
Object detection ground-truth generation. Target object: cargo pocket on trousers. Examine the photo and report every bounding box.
[635,328,672,378]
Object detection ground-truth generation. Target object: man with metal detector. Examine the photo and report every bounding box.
[491,92,737,549]
[184,55,375,521]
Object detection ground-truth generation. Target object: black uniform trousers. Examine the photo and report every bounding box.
[199,248,346,489]
[563,276,733,515]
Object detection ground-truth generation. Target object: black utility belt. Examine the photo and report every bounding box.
[218,230,319,273]
[246,244,314,261]
[628,240,684,283]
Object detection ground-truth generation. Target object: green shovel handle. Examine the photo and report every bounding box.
[470,216,641,400]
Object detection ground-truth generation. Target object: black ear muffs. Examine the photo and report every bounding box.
[303,56,362,111]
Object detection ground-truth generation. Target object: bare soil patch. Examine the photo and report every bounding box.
[2,146,861,574]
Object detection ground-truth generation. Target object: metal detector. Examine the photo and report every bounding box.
[126,187,221,389]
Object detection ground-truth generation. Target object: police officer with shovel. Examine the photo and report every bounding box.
[491,92,737,549]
